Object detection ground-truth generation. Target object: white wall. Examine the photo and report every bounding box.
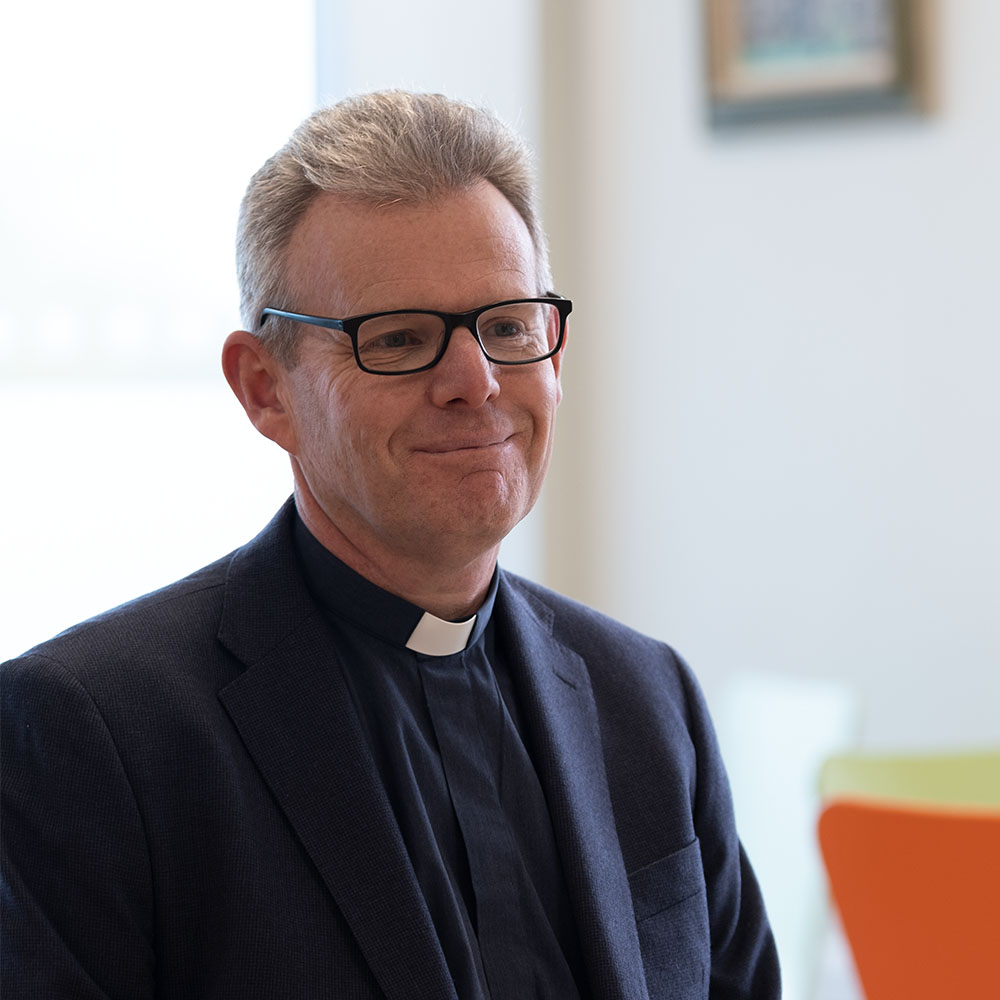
[540,0,1000,750]
[315,0,540,141]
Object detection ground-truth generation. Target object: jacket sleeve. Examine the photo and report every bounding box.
[1,653,156,1000]
[676,654,782,1000]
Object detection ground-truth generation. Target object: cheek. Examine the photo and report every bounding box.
[299,386,398,485]
[282,373,344,467]
[534,380,562,439]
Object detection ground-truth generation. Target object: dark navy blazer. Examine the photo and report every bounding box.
[1,502,780,999]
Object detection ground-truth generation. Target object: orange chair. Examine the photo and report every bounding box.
[818,798,1000,1000]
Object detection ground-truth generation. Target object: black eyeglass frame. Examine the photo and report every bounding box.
[259,295,572,375]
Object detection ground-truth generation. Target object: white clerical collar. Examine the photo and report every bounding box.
[405,611,477,656]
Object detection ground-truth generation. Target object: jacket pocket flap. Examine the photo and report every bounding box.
[628,839,704,921]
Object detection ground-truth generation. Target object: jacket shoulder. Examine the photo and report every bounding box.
[499,569,707,736]
[501,570,675,659]
[2,551,235,683]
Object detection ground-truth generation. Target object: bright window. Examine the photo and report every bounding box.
[1,0,314,656]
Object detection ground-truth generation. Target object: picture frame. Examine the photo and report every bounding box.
[704,0,935,127]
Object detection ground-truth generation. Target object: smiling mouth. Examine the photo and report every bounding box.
[420,443,507,456]
[416,435,513,455]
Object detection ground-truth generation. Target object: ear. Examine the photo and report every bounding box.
[221,330,299,454]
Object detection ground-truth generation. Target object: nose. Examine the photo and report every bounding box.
[426,325,500,408]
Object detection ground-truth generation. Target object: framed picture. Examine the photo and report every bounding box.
[704,0,935,127]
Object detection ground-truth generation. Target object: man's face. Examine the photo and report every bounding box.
[270,181,563,571]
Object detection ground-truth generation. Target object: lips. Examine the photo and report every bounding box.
[413,429,516,454]
[417,436,511,454]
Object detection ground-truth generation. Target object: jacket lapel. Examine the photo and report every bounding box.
[215,503,456,1000]
[498,577,650,1000]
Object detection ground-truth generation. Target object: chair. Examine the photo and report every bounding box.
[818,799,1000,999]
[817,750,1000,1000]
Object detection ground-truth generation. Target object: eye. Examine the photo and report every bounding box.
[356,313,441,356]
[481,317,530,340]
[362,328,423,352]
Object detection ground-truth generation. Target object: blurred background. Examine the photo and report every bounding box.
[2,2,997,997]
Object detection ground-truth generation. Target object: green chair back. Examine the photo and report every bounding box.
[819,749,1000,809]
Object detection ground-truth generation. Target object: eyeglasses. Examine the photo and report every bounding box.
[259,296,572,375]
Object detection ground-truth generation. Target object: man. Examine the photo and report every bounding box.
[2,91,780,998]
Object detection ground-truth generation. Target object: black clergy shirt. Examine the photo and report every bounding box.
[293,517,586,1000]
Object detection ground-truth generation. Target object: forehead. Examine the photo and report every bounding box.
[284,182,540,316]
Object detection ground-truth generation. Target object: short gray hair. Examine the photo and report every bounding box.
[236,90,551,364]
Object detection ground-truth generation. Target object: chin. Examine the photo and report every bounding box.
[426,503,524,553]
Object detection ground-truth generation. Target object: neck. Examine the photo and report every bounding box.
[293,483,499,620]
